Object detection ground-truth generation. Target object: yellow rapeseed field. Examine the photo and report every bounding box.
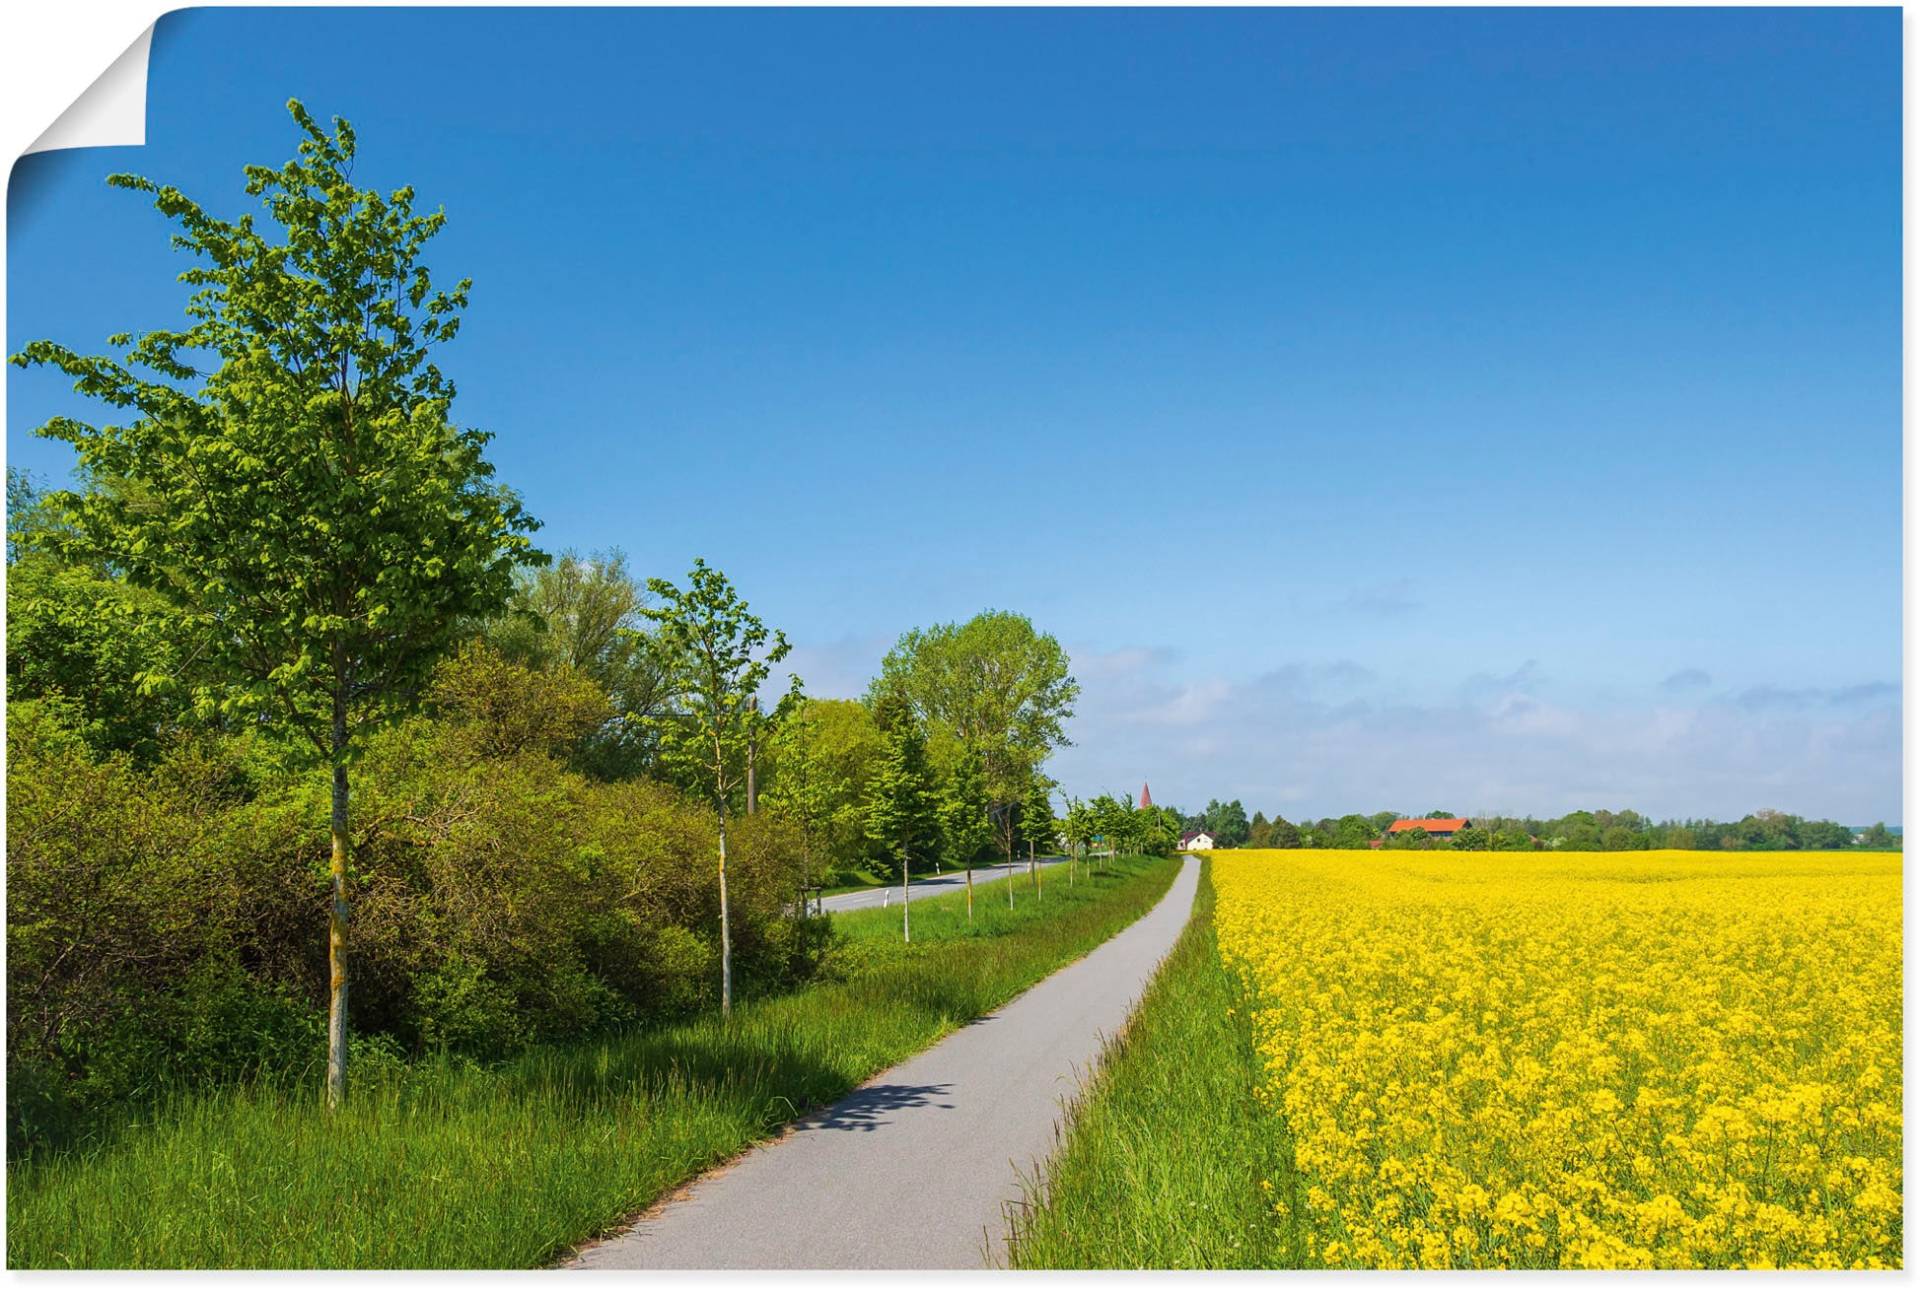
[1213,849,1902,1269]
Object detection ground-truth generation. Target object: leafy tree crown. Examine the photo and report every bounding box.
[9,100,541,756]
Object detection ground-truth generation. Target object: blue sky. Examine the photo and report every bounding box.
[7,7,1900,822]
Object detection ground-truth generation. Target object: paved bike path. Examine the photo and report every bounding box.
[569,854,1201,1270]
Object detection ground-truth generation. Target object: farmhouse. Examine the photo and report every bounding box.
[1179,829,1216,850]
[1385,816,1471,841]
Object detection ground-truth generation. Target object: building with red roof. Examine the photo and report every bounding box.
[1385,817,1471,840]
[1140,782,1153,808]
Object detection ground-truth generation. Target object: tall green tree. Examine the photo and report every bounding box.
[866,695,940,940]
[1266,814,1302,848]
[643,558,793,1015]
[1142,803,1182,854]
[1089,793,1132,872]
[1017,775,1058,897]
[1062,797,1094,886]
[1201,798,1252,848]
[762,697,886,879]
[936,744,994,922]
[760,703,853,899]
[10,103,540,1107]
[873,610,1078,866]
[484,548,669,778]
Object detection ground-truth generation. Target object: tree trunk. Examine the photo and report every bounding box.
[1005,812,1015,909]
[718,817,733,1017]
[325,689,350,1111]
[901,839,911,944]
[798,833,812,918]
[745,696,759,815]
[1031,838,1038,900]
[965,863,973,923]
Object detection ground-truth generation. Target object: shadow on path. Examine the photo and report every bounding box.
[806,1083,954,1132]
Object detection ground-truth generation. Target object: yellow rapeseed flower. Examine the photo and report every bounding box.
[1213,849,1901,1270]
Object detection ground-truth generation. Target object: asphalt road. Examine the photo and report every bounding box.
[568,854,1202,1270]
[819,856,1073,913]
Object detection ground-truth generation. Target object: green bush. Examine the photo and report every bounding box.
[6,674,823,1155]
[6,700,316,1147]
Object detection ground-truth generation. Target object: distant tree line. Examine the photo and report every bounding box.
[1183,799,1898,852]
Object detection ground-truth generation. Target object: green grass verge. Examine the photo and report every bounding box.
[8,854,1178,1269]
[1006,860,1301,1269]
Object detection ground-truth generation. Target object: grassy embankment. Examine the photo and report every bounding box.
[8,853,1177,1270]
[1007,860,1296,1269]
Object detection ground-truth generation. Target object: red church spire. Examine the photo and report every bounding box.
[1140,781,1153,808]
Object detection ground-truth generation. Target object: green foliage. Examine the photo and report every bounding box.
[6,548,190,763]
[1228,803,1889,853]
[6,701,320,1149]
[1088,794,1128,859]
[1600,824,1639,851]
[1017,775,1059,855]
[933,742,992,873]
[1332,814,1377,849]
[642,558,793,815]
[1062,798,1096,861]
[10,101,547,1103]
[7,857,1180,1268]
[1246,813,1300,848]
[641,558,797,1008]
[10,100,541,755]
[1080,792,1181,860]
[1198,798,1252,848]
[6,467,58,564]
[865,697,942,880]
[873,610,1078,854]
[761,698,883,881]
[482,549,668,779]
[425,639,611,765]
[1481,807,1887,852]
[5,692,821,1154]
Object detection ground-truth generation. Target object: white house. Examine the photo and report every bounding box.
[1179,829,1216,851]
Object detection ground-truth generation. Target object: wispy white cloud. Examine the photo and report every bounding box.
[1329,578,1421,618]
[1050,647,1901,824]
[1734,681,1899,711]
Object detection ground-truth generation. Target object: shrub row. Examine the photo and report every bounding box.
[7,688,818,1154]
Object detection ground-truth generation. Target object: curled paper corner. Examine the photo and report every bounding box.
[24,23,155,156]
